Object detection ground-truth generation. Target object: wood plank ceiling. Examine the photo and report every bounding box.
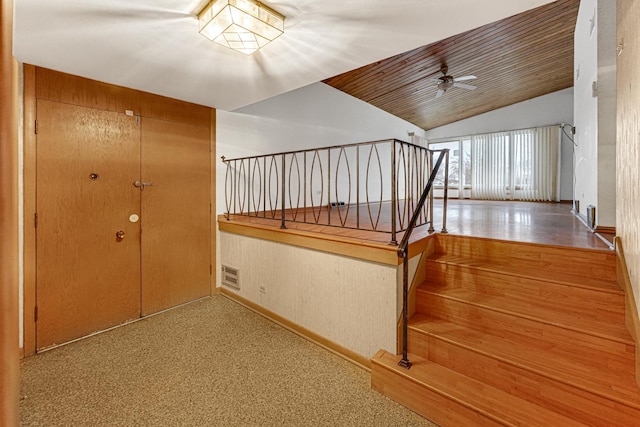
[323,0,579,131]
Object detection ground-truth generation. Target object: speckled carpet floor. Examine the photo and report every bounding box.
[20,295,437,426]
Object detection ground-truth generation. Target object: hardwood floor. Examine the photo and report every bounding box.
[221,199,611,251]
[441,199,610,249]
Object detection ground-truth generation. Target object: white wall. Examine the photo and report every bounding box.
[220,232,400,359]
[596,2,617,228]
[233,82,427,140]
[425,88,575,201]
[574,0,617,227]
[216,82,428,216]
[574,0,599,217]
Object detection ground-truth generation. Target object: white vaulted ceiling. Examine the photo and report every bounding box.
[13,0,555,112]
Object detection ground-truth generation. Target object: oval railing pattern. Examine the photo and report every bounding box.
[221,139,449,244]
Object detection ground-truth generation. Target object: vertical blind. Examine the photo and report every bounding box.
[471,126,560,201]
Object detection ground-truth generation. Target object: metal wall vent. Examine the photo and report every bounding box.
[221,265,240,289]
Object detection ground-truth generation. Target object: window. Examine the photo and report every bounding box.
[429,126,560,202]
[429,140,471,189]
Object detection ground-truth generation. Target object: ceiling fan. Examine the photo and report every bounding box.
[432,67,477,98]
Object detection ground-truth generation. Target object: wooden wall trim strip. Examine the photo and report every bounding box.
[615,237,640,386]
[1,0,20,422]
[218,216,401,265]
[22,64,36,357]
[220,288,371,371]
[210,109,216,295]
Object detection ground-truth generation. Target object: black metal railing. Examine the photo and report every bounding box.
[221,139,449,244]
[397,149,449,369]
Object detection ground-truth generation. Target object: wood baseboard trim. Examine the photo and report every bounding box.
[615,237,640,386]
[220,288,371,371]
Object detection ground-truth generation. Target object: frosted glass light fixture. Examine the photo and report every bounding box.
[198,0,284,55]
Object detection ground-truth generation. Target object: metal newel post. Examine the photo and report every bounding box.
[398,250,412,369]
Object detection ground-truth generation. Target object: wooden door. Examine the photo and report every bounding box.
[140,118,211,315]
[36,100,141,349]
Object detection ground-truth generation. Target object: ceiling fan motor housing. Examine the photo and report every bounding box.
[438,77,454,91]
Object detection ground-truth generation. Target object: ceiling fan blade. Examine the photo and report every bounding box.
[453,82,477,90]
[453,75,477,82]
[435,89,445,98]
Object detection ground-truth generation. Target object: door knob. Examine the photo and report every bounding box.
[133,181,154,191]
[116,230,125,239]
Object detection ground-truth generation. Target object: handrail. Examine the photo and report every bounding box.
[221,139,448,245]
[220,138,429,163]
[397,149,449,369]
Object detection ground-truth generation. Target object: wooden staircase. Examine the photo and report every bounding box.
[372,234,640,426]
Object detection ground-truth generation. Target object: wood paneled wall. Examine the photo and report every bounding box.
[34,67,212,125]
[22,66,216,355]
[1,0,19,423]
[617,0,640,332]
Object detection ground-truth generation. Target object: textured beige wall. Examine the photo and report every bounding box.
[616,0,640,319]
[219,232,402,359]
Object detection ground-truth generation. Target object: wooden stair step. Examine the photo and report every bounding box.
[427,253,622,295]
[424,256,625,322]
[408,314,640,410]
[371,349,588,427]
[417,286,632,345]
[415,290,635,367]
[434,234,616,281]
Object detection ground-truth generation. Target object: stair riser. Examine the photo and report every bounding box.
[424,261,625,323]
[416,293,635,366]
[407,331,640,426]
[435,235,616,281]
[371,362,506,427]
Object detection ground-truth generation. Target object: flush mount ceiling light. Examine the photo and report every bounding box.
[198,0,284,55]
